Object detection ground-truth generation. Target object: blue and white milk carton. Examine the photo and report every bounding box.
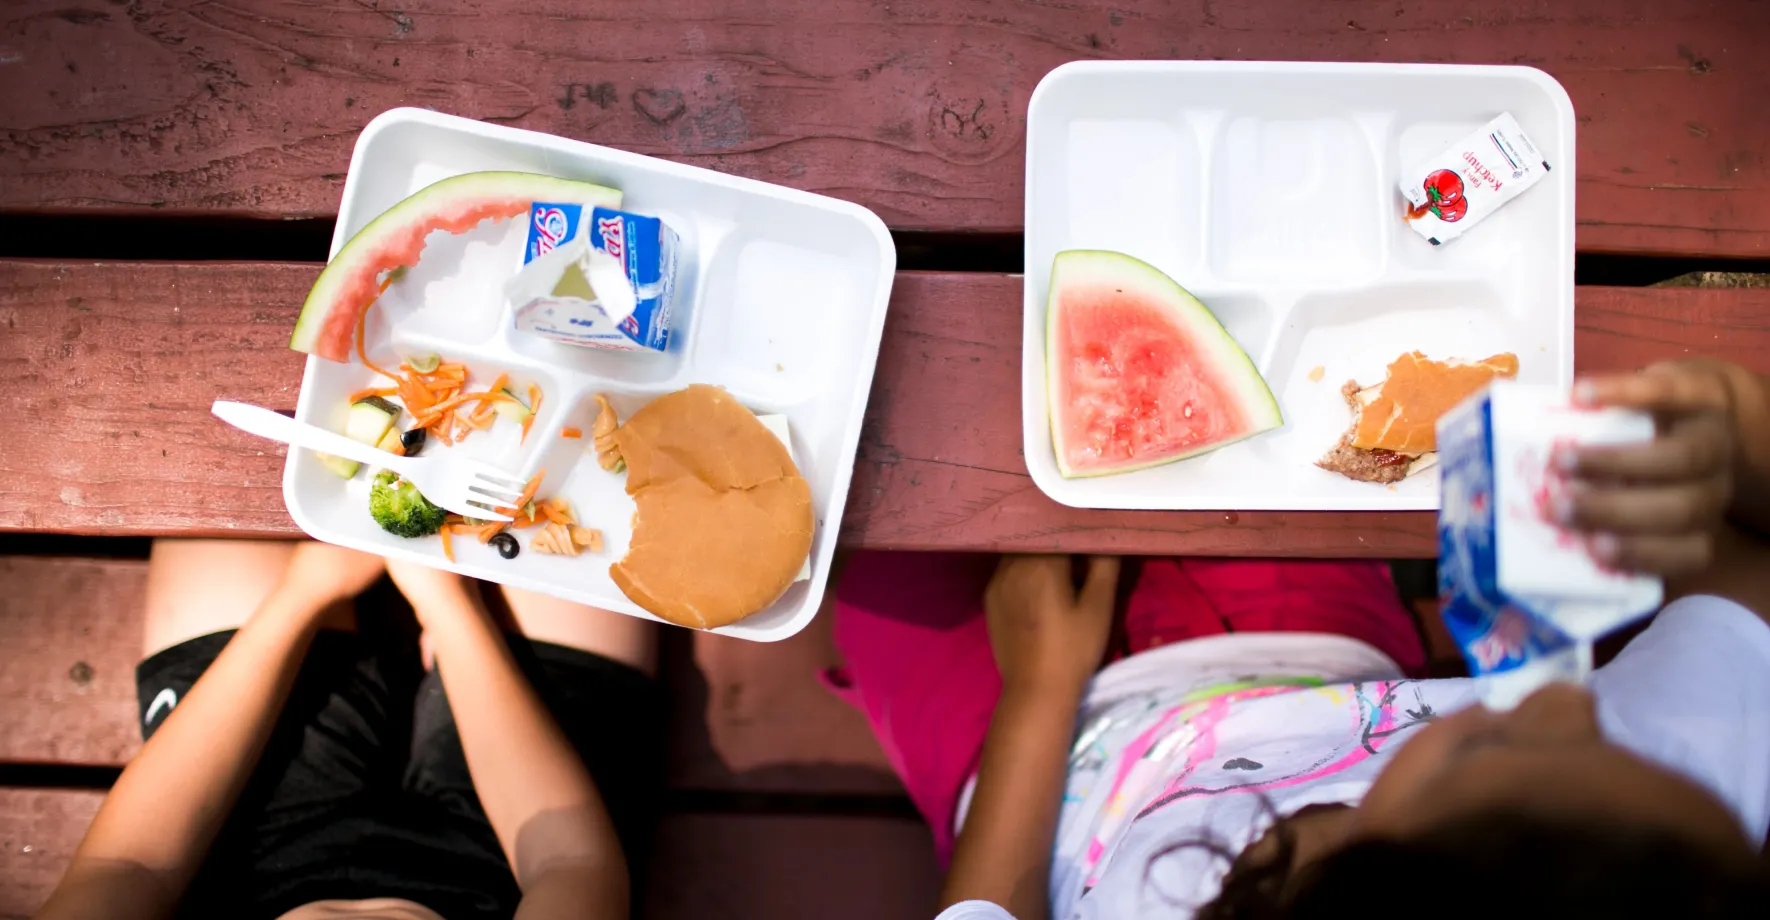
[1437,382,1662,708]
[506,203,679,352]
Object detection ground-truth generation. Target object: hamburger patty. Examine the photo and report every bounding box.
[1316,380,1415,483]
[1315,440,1412,483]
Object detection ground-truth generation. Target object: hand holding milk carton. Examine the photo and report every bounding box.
[1437,382,1663,708]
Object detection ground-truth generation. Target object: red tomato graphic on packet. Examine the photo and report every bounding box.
[1424,169,1465,207]
[1436,196,1469,222]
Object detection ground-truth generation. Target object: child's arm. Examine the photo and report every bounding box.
[37,543,384,920]
[940,555,1120,918]
[1565,360,1770,574]
[387,563,628,920]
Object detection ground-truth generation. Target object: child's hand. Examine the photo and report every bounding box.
[1559,360,1737,576]
[279,541,385,607]
[386,559,486,632]
[984,555,1121,696]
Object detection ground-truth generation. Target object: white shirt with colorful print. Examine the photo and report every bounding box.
[938,595,1770,920]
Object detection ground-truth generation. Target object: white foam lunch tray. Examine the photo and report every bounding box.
[285,108,895,641]
[1023,62,1575,511]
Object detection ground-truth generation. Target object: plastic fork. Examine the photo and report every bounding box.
[212,400,521,522]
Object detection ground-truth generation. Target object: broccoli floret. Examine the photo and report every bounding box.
[369,469,447,538]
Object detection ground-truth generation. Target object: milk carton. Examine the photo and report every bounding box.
[507,203,678,352]
[1437,382,1662,708]
[1400,113,1551,246]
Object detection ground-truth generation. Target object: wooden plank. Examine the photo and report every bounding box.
[0,558,143,767]
[7,262,1770,553]
[0,797,938,919]
[644,814,938,920]
[1,1,1766,256]
[0,263,309,536]
[0,551,903,802]
[666,591,903,796]
[0,789,104,918]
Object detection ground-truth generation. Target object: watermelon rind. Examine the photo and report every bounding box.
[290,171,623,361]
[1046,250,1282,478]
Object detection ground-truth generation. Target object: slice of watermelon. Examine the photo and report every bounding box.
[1046,250,1281,478]
[290,171,623,362]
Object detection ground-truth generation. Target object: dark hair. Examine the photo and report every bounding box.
[1193,810,1769,919]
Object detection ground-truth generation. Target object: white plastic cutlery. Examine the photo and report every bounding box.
[212,400,521,522]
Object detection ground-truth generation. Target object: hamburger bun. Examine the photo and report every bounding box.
[1347,351,1519,454]
[608,385,813,629]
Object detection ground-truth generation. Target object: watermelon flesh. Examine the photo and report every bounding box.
[290,171,623,362]
[1047,250,1281,477]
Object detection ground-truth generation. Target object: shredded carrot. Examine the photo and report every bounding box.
[414,392,475,420]
[478,522,504,543]
[496,499,543,526]
[355,288,397,380]
[417,390,515,423]
[389,443,405,457]
[439,526,455,562]
[355,304,391,378]
[348,271,528,450]
[515,471,544,509]
[517,383,543,443]
[560,426,583,439]
[352,302,521,449]
[510,503,544,528]
[540,503,573,525]
[348,386,398,403]
[398,377,435,412]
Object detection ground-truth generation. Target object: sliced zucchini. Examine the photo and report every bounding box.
[405,352,441,374]
[375,427,403,454]
[317,452,363,478]
[348,396,401,442]
[492,386,533,424]
[318,396,404,479]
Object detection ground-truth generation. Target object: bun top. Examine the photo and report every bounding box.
[1350,351,1519,454]
[608,385,813,630]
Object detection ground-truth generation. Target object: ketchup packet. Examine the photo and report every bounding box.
[1400,113,1551,246]
[1437,382,1661,709]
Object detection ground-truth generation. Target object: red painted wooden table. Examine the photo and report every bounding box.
[4,0,1769,556]
[4,2,1769,914]
[6,0,1768,255]
[4,0,1768,557]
